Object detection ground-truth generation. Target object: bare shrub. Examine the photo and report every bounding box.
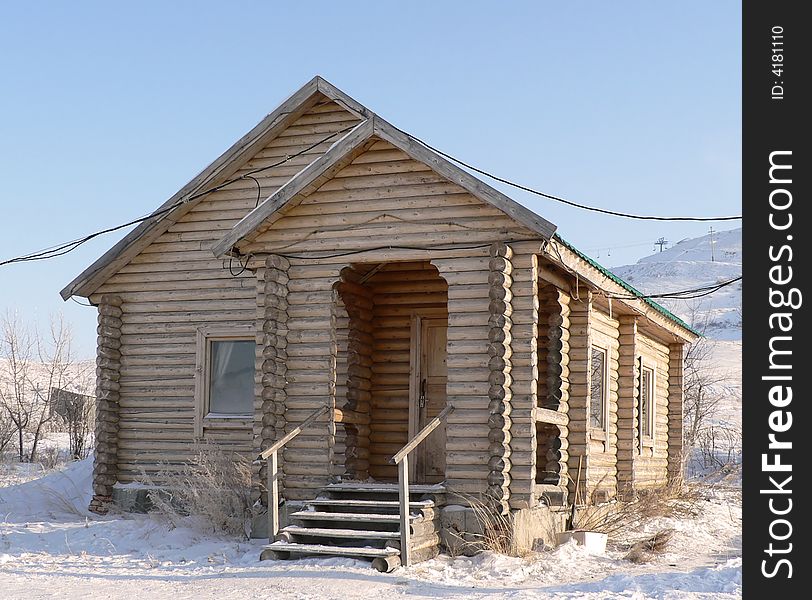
[143,442,254,539]
[575,482,701,541]
[38,445,61,470]
[698,424,742,469]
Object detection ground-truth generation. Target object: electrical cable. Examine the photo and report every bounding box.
[0,124,357,268]
[395,125,742,222]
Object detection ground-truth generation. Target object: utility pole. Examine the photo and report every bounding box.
[654,237,669,252]
[708,227,716,262]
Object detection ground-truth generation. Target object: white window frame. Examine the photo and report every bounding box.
[589,344,609,438]
[638,359,656,449]
[194,325,255,437]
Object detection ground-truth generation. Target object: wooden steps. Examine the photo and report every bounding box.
[289,510,415,523]
[259,481,445,571]
[262,543,398,559]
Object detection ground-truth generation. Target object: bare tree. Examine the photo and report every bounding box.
[27,316,80,463]
[0,312,35,461]
[680,301,732,452]
[0,312,88,463]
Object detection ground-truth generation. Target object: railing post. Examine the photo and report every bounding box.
[398,455,411,567]
[267,449,279,543]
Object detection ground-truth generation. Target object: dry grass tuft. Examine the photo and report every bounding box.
[624,529,674,563]
[141,441,254,539]
[446,490,552,557]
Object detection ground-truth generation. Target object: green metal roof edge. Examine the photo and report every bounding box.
[552,234,701,337]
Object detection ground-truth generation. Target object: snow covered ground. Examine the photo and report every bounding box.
[0,457,741,599]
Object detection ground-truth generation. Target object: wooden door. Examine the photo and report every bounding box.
[410,316,448,483]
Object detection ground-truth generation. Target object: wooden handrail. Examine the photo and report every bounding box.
[390,404,454,465]
[259,405,329,460]
[387,403,453,567]
[260,404,330,543]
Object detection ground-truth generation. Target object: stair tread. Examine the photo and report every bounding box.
[282,525,400,539]
[264,542,399,558]
[291,510,416,522]
[310,498,434,508]
[326,482,445,493]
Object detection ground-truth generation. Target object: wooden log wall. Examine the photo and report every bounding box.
[632,332,671,488]
[246,140,536,256]
[616,315,638,494]
[667,343,685,483]
[486,243,513,513]
[90,99,361,483]
[336,267,375,479]
[365,261,448,481]
[255,255,290,504]
[505,247,540,509]
[536,286,570,490]
[281,262,344,499]
[89,294,123,514]
[433,256,492,496]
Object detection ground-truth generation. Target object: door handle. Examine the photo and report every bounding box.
[419,378,427,408]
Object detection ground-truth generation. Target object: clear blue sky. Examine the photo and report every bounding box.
[0,2,741,358]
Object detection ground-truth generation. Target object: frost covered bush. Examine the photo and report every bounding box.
[145,442,254,539]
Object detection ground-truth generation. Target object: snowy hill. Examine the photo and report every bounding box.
[612,228,742,340]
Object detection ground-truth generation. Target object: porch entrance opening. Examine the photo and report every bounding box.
[336,261,448,485]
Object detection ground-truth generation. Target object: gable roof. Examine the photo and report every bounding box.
[60,76,371,300]
[212,115,557,257]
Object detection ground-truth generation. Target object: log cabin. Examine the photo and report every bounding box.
[62,76,698,568]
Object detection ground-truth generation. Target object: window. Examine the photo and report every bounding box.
[208,340,254,415]
[590,347,607,430]
[195,327,255,435]
[639,364,655,443]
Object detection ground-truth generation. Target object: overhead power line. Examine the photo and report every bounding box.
[398,126,742,222]
[0,124,357,268]
[2,119,741,269]
[607,276,742,301]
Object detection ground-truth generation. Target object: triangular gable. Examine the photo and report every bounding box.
[213,115,557,257]
[60,76,371,300]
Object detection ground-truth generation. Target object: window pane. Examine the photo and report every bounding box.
[641,369,653,438]
[590,348,606,429]
[209,340,254,415]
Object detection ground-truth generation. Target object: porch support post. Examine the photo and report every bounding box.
[282,262,344,500]
[336,269,374,480]
[257,254,290,506]
[505,247,543,510]
[538,286,571,495]
[433,251,492,498]
[89,294,123,514]
[566,291,592,500]
[487,242,514,513]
